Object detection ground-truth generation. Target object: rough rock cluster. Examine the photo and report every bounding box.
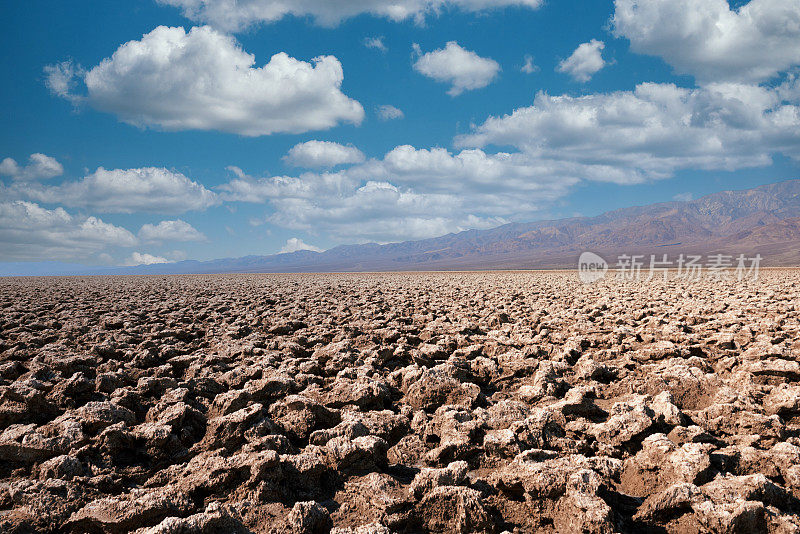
[0,271,799,533]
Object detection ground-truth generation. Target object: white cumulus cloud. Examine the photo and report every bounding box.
[0,153,64,182]
[557,40,606,82]
[456,82,800,181]
[280,237,323,253]
[413,41,500,96]
[11,167,218,214]
[138,219,207,242]
[0,201,137,261]
[613,0,800,83]
[47,26,364,136]
[159,0,544,31]
[284,141,366,168]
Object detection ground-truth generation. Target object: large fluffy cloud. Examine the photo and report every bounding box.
[0,153,63,182]
[0,201,137,261]
[613,0,800,83]
[159,0,543,31]
[12,167,218,214]
[47,26,364,136]
[284,141,365,168]
[456,82,800,181]
[557,40,606,82]
[413,42,500,96]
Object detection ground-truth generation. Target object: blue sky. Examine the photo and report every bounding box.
[1,0,799,266]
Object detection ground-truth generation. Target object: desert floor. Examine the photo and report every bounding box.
[0,271,799,533]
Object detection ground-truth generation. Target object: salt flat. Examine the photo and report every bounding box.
[0,271,799,533]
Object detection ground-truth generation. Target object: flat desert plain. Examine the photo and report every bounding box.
[0,271,799,533]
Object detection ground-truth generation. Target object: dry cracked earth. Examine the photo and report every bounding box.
[1,271,799,533]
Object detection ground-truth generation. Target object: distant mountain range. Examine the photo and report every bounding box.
[4,179,800,276]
